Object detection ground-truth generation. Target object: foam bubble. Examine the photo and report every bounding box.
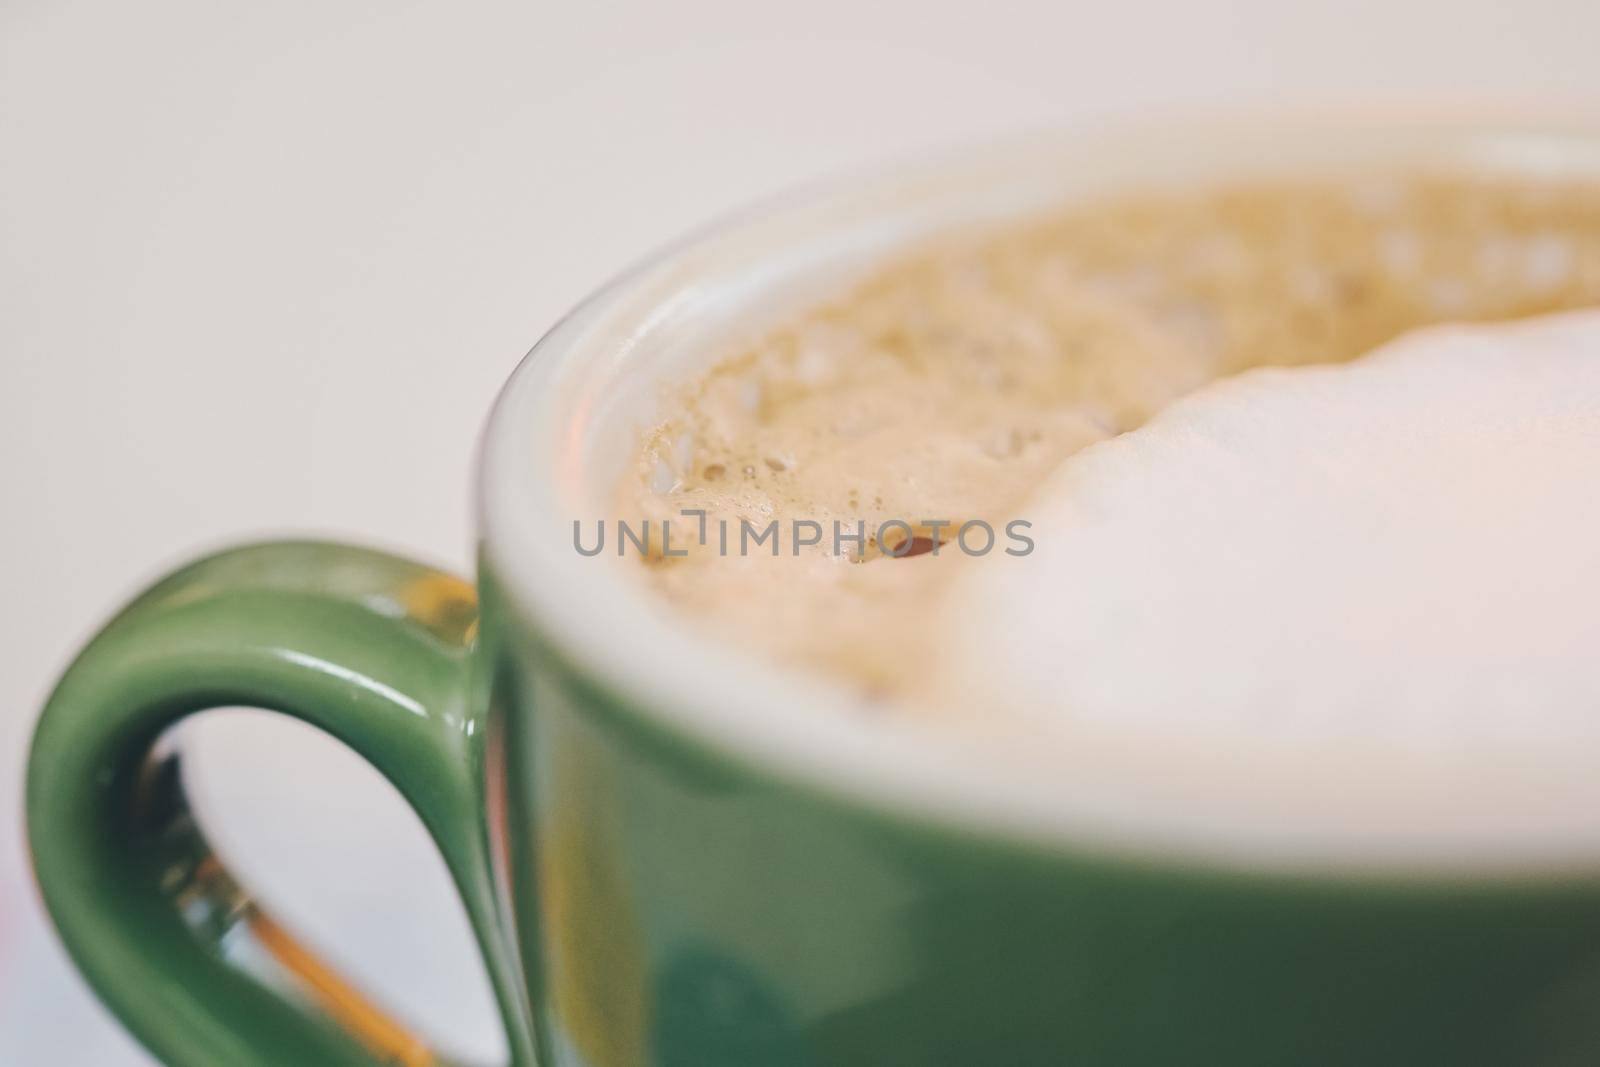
[931,310,1600,756]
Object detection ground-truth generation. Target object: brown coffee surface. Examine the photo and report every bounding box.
[617,174,1600,706]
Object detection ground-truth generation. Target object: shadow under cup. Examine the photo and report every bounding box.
[29,118,1600,1067]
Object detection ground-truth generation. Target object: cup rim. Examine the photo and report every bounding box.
[478,109,1600,880]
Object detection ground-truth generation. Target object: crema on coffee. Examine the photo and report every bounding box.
[616,173,1600,735]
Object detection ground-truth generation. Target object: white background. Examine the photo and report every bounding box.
[4,1,1600,1062]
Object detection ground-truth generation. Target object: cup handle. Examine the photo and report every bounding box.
[27,541,535,1066]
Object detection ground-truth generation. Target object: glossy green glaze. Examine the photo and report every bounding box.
[25,524,1600,1067]
[28,542,534,1067]
[474,559,1600,1067]
[27,537,1600,1066]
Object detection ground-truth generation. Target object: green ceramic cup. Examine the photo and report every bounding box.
[28,119,1600,1067]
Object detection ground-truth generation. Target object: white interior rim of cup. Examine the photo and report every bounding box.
[479,111,1600,879]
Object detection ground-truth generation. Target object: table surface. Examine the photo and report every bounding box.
[5,1,1600,1061]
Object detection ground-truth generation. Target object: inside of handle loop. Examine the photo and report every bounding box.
[135,735,441,1067]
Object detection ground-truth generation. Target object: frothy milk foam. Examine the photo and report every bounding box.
[622,175,1600,826]
[923,311,1600,753]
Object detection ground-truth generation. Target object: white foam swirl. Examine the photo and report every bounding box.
[936,310,1600,757]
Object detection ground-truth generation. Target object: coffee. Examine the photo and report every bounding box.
[617,173,1600,729]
